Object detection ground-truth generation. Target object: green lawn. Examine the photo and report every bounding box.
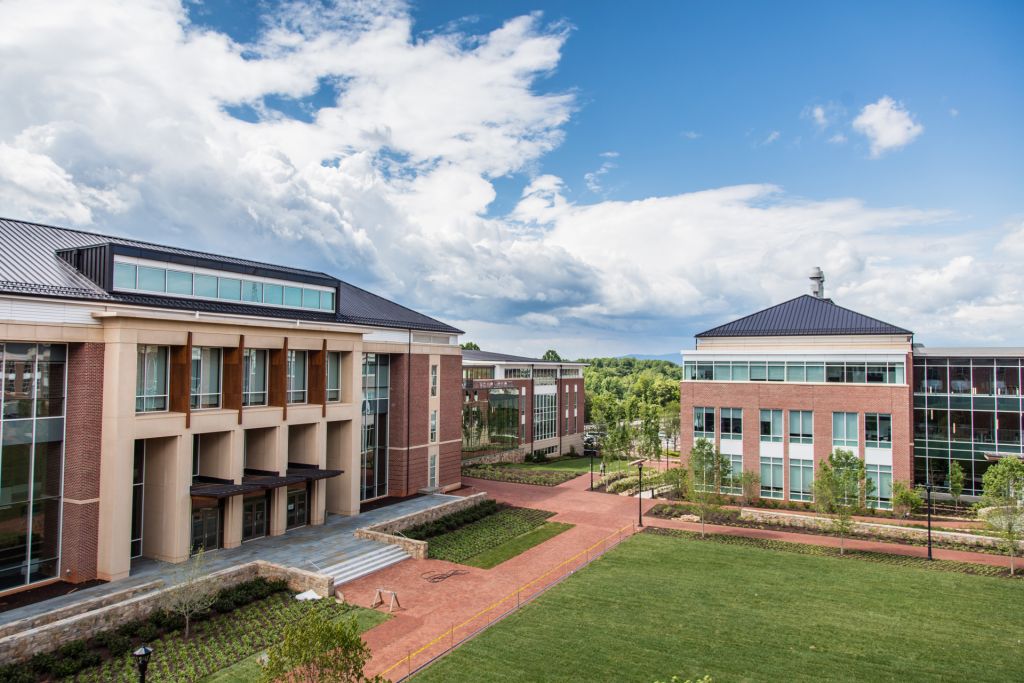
[427,507,573,566]
[414,532,1024,682]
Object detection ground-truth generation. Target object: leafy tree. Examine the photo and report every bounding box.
[948,460,965,509]
[739,471,761,507]
[812,449,866,555]
[163,547,218,638]
[891,481,923,518]
[979,457,1024,576]
[541,349,562,361]
[660,402,681,452]
[262,607,384,683]
[460,341,480,350]
[686,438,732,537]
[636,403,663,462]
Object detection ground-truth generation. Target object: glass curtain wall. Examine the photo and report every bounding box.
[360,353,389,501]
[0,343,66,590]
[913,356,1022,495]
[533,393,557,441]
[461,388,520,454]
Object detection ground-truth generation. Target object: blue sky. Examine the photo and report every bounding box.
[1,0,1022,358]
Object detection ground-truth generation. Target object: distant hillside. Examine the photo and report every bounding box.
[618,353,681,365]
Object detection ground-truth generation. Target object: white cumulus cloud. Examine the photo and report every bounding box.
[852,96,924,157]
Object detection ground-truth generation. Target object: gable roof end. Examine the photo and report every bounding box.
[696,294,912,338]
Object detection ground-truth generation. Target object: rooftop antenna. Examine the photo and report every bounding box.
[809,267,825,299]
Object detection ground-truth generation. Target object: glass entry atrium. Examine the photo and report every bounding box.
[913,354,1023,495]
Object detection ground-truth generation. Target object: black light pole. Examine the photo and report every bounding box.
[589,449,594,491]
[133,645,153,683]
[924,482,933,561]
[637,461,644,527]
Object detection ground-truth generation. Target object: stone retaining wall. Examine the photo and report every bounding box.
[0,561,333,664]
[739,508,1024,551]
[461,448,527,466]
[354,493,491,559]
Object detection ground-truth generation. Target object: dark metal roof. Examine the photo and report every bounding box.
[190,476,263,499]
[242,469,307,489]
[0,217,462,334]
[696,295,913,338]
[461,349,586,365]
[286,463,343,480]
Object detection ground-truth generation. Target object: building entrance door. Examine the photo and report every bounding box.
[191,507,220,554]
[286,487,307,529]
[242,496,267,541]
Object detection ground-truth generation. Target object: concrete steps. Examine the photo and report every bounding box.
[320,542,410,587]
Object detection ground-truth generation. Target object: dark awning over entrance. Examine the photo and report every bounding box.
[190,476,263,499]
[242,468,307,489]
[286,462,344,481]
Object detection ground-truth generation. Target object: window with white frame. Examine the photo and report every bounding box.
[326,351,341,402]
[694,407,715,438]
[759,409,783,442]
[136,345,169,412]
[832,412,858,449]
[865,413,892,448]
[789,459,814,501]
[721,408,743,440]
[430,363,438,397]
[429,409,438,443]
[866,463,893,510]
[721,453,743,495]
[789,410,813,444]
[760,455,784,498]
[287,350,308,404]
[242,349,268,406]
[190,347,222,409]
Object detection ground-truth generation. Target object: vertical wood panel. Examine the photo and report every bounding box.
[308,340,326,416]
[223,335,243,423]
[169,331,192,427]
[269,338,288,420]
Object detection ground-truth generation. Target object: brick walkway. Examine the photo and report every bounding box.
[349,472,1012,679]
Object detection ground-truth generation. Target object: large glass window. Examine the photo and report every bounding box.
[789,410,813,444]
[693,407,715,438]
[865,413,892,448]
[326,351,341,402]
[0,343,66,590]
[759,409,783,442]
[789,458,814,501]
[287,350,307,404]
[430,410,438,443]
[866,464,893,510]
[720,408,742,440]
[136,345,169,412]
[760,455,784,498]
[832,412,858,449]
[242,349,268,407]
[430,364,438,397]
[533,393,557,441]
[684,360,904,385]
[190,347,222,409]
[360,353,390,501]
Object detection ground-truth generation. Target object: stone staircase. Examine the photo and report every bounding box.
[315,539,411,589]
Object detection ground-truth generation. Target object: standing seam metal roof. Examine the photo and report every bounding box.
[0,217,462,334]
[696,294,912,338]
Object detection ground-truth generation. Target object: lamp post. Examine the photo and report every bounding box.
[132,645,153,683]
[589,448,594,491]
[924,482,933,561]
[631,459,644,528]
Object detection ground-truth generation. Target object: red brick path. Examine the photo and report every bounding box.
[350,472,1012,679]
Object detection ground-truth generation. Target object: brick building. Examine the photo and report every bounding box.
[0,217,463,593]
[680,268,1024,508]
[461,350,585,461]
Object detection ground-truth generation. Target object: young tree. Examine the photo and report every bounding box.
[739,471,761,507]
[164,547,219,638]
[660,402,681,453]
[812,449,865,555]
[262,607,384,682]
[637,403,663,462]
[948,460,966,510]
[979,457,1024,576]
[686,438,732,538]
[891,481,923,518]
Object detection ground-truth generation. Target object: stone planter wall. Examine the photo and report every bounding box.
[354,492,491,559]
[461,448,527,466]
[738,508,1024,551]
[0,561,333,664]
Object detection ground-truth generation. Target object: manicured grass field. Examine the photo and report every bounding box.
[427,506,573,567]
[414,532,1024,682]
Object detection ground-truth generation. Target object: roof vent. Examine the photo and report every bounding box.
[809,267,825,299]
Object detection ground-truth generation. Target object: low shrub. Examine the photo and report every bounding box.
[461,465,577,487]
[0,664,34,683]
[94,630,133,656]
[404,500,502,541]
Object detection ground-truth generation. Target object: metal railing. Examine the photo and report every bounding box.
[379,523,636,681]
